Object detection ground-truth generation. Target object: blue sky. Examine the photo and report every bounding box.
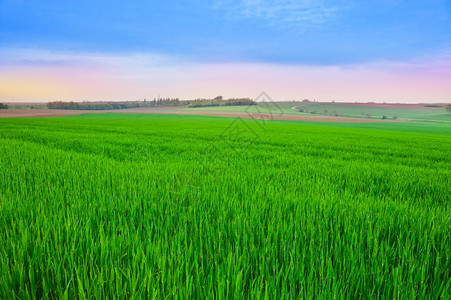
[1,0,451,101]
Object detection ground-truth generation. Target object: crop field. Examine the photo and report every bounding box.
[293,103,450,122]
[181,103,302,115]
[183,102,450,122]
[0,113,450,298]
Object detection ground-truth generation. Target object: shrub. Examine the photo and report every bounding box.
[382,116,388,120]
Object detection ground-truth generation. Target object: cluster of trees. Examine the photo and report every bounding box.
[188,97,255,108]
[149,98,181,107]
[47,101,140,110]
[46,97,257,110]
[382,115,398,120]
[47,98,183,110]
[0,103,8,109]
[446,104,451,113]
[297,107,339,117]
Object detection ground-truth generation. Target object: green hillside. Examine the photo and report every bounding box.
[182,102,450,122]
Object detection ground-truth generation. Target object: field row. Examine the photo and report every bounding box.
[0,114,449,298]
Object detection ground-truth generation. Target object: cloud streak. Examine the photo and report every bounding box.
[211,0,340,30]
[0,48,178,69]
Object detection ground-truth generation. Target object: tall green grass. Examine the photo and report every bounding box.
[0,114,450,298]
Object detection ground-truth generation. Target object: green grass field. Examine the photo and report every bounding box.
[181,103,303,115]
[0,113,450,298]
[183,102,450,122]
[294,103,450,122]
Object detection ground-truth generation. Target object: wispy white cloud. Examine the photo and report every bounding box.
[211,0,340,30]
[0,48,179,69]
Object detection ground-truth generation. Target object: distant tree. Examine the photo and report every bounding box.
[446,104,451,113]
[382,115,388,120]
[0,102,8,109]
[393,115,398,120]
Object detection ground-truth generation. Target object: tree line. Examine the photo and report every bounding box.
[188,98,255,108]
[0,103,8,109]
[47,97,256,110]
[47,98,182,110]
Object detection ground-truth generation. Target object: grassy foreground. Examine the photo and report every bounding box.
[0,113,450,298]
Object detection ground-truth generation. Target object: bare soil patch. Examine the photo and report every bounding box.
[0,107,396,123]
[339,103,444,110]
[136,108,403,122]
[0,109,89,118]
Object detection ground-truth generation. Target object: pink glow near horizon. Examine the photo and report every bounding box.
[1,51,450,103]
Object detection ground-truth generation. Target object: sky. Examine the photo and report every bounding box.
[1,0,451,102]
